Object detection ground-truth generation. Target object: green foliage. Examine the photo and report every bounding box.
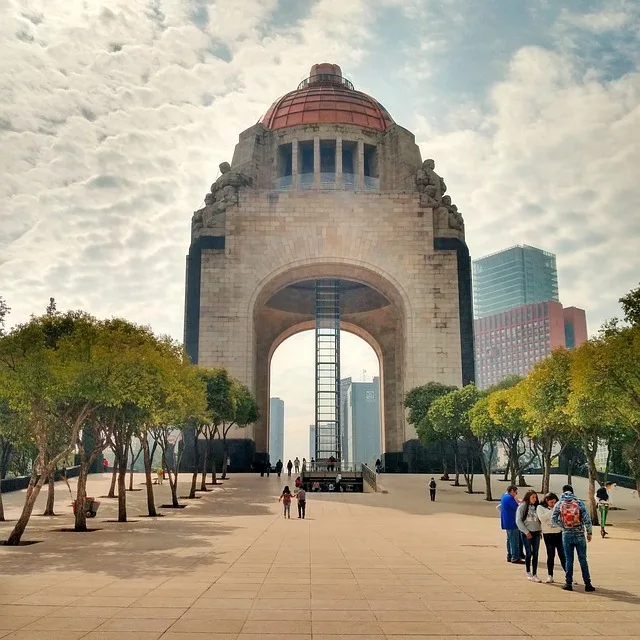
[428,384,480,441]
[619,283,640,326]
[404,382,457,446]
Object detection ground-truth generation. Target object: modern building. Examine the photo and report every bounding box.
[268,397,284,463]
[308,424,315,461]
[183,62,474,473]
[473,245,559,319]
[474,301,587,390]
[340,377,381,466]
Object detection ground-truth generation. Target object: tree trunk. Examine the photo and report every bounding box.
[141,432,157,517]
[542,448,552,494]
[209,438,218,485]
[190,429,202,497]
[221,437,228,479]
[117,448,128,522]
[74,460,90,532]
[6,474,47,545]
[188,470,198,499]
[518,473,527,487]
[453,451,460,486]
[603,440,613,484]
[108,460,118,498]
[483,471,492,500]
[567,457,574,485]
[0,482,5,522]
[42,471,56,516]
[200,443,209,491]
[168,463,179,508]
[586,452,599,526]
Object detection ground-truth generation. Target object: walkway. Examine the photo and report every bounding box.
[1,472,639,639]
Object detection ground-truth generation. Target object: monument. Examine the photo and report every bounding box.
[184,63,474,472]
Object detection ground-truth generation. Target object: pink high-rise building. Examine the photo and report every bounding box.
[474,301,588,390]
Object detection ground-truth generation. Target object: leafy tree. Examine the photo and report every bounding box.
[0,312,107,544]
[428,385,481,493]
[469,396,500,500]
[513,350,573,493]
[619,283,640,326]
[405,382,457,478]
[221,382,259,479]
[0,296,9,336]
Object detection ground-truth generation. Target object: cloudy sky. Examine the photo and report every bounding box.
[2,0,639,459]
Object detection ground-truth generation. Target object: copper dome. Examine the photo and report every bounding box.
[261,63,394,132]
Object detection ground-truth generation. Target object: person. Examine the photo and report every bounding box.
[265,457,271,477]
[294,457,300,474]
[500,486,522,564]
[551,484,595,592]
[428,477,437,502]
[335,473,342,492]
[296,487,307,518]
[596,481,614,538]
[516,490,542,582]
[295,475,302,488]
[275,459,283,478]
[311,458,315,471]
[156,467,164,485]
[103,458,109,473]
[312,481,320,492]
[287,460,293,477]
[375,458,382,474]
[328,455,336,472]
[537,492,566,583]
[302,458,307,472]
[279,485,293,518]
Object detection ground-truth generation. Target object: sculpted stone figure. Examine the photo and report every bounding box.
[192,161,253,232]
[442,195,464,231]
[416,158,446,202]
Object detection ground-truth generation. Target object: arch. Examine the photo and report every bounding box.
[267,322,385,465]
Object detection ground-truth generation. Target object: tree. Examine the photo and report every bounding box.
[428,385,481,493]
[221,382,259,479]
[405,382,457,479]
[0,312,105,544]
[469,395,500,500]
[513,350,573,493]
[0,296,9,336]
[487,387,534,487]
[619,283,640,327]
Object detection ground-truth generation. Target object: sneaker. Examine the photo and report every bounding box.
[511,559,525,564]
[545,576,554,584]
[562,584,573,591]
[526,572,532,580]
[531,575,542,583]
[585,583,596,592]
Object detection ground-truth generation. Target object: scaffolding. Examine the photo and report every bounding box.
[314,279,341,463]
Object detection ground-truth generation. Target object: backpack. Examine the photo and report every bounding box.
[559,499,582,528]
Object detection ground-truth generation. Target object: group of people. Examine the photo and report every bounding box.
[274,457,309,478]
[279,485,307,519]
[500,483,600,591]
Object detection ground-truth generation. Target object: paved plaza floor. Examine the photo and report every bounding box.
[1,472,639,639]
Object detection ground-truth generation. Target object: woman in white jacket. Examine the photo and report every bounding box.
[516,491,542,582]
[537,492,566,583]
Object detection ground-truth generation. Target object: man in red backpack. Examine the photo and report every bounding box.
[551,485,595,592]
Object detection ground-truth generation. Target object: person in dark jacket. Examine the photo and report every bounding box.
[428,478,437,502]
[275,459,283,478]
[286,460,293,477]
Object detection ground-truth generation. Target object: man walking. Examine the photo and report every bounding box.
[500,485,522,564]
[294,457,300,474]
[551,484,596,592]
[428,477,437,502]
[275,459,283,478]
[297,487,307,519]
[287,459,293,477]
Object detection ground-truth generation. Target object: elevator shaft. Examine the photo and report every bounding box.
[314,279,341,465]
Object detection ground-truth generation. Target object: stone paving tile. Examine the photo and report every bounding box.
[0,632,87,640]
[447,621,528,635]
[241,620,311,634]
[247,608,312,620]
[311,620,385,635]
[377,620,454,635]
[94,618,175,633]
[515,621,603,636]
[373,611,440,622]
[22,618,108,632]
[311,610,377,621]
[179,609,249,621]
[162,635,238,640]
[0,619,41,632]
[168,619,245,634]
[585,622,640,635]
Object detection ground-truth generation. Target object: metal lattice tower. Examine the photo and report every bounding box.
[314,279,341,464]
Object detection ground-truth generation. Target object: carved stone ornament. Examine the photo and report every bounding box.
[192,161,253,231]
[442,195,464,231]
[416,158,447,202]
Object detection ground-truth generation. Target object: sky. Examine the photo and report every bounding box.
[1,0,639,457]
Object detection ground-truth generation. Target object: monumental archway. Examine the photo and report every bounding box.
[183,63,475,472]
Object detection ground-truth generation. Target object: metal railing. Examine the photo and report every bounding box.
[298,74,354,91]
[361,463,377,491]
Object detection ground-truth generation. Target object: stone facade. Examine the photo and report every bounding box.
[185,95,474,472]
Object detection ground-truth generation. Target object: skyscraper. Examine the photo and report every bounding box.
[340,377,381,466]
[473,245,559,319]
[269,398,284,463]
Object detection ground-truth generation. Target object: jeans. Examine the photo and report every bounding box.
[283,502,291,517]
[429,489,436,502]
[521,531,541,575]
[543,532,566,576]
[563,531,591,585]
[298,500,306,518]
[505,528,520,562]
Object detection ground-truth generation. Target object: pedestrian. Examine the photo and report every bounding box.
[103,458,109,473]
[595,481,614,538]
[294,457,300,474]
[156,467,164,485]
[287,459,293,477]
[296,487,307,519]
[537,492,566,584]
[311,458,315,471]
[265,457,271,477]
[516,490,542,582]
[428,477,437,502]
[551,484,596,592]
[375,458,381,473]
[295,475,302,488]
[275,459,283,478]
[302,458,307,472]
[499,485,522,564]
[335,472,342,492]
[279,486,293,518]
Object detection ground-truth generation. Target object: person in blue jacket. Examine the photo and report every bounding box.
[500,485,522,564]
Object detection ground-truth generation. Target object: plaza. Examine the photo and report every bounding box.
[1,473,639,640]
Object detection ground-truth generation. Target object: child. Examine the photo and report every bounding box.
[156,468,164,485]
[279,485,293,518]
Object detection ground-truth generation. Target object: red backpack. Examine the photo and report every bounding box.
[559,499,582,528]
